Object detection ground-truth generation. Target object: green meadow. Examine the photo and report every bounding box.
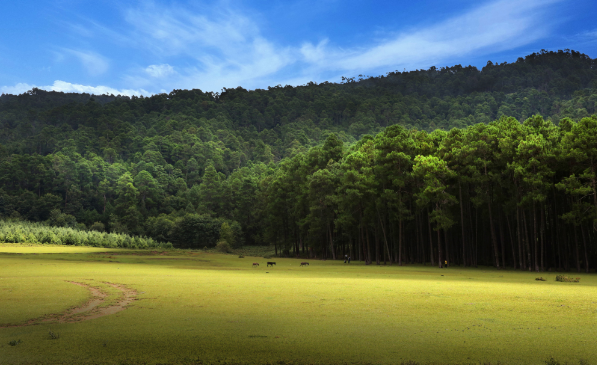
[0,244,596,365]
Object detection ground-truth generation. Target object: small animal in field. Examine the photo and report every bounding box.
[267,261,276,267]
[252,262,259,266]
[300,262,309,266]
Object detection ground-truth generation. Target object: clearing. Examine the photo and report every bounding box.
[0,244,595,364]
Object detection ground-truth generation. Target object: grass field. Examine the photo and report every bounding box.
[0,244,596,365]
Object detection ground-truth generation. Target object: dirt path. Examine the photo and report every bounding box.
[0,281,137,328]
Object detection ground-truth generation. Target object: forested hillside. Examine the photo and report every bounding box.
[1,49,597,271]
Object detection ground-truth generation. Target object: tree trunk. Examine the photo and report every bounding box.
[376,208,392,265]
[444,229,450,266]
[427,208,435,266]
[499,212,506,268]
[437,227,443,268]
[419,213,426,265]
[459,181,467,267]
[348,235,352,261]
[437,204,443,268]
[505,213,516,269]
[591,161,597,226]
[487,198,500,268]
[523,210,532,271]
[328,223,336,260]
[581,224,590,273]
[375,226,380,265]
[573,226,581,273]
[366,226,372,264]
[563,224,570,271]
[540,203,545,272]
[398,217,403,266]
[516,206,523,270]
[533,203,539,272]
[474,205,479,267]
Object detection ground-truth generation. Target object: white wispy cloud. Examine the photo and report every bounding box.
[123,3,259,56]
[145,64,175,78]
[8,0,561,95]
[119,2,293,91]
[300,0,561,73]
[576,29,597,40]
[119,0,560,91]
[63,48,110,76]
[0,81,148,97]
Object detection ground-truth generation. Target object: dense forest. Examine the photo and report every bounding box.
[1,49,597,272]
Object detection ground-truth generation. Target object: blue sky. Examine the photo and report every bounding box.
[1,0,596,96]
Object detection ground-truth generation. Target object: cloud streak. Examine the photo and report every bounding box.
[300,0,560,73]
[0,81,148,97]
[64,49,110,76]
[146,64,175,78]
[120,0,560,91]
[1,0,563,95]
[119,2,293,91]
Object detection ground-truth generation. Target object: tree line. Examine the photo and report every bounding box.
[260,116,597,273]
[0,50,596,271]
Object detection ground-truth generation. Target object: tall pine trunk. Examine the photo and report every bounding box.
[581,224,590,273]
[533,203,539,272]
[573,226,581,273]
[459,182,467,267]
[437,203,443,268]
[506,213,517,270]
[427,208,435,266]
[523,210,532,271]
[487,198,500,268]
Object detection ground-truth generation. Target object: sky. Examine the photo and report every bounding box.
[1,0,596,96]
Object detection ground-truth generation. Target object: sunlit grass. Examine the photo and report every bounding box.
[0,244,596,364]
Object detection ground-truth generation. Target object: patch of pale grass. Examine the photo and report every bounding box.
[0,246,596,364]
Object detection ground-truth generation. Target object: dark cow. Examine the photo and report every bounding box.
[267,262,276,267]
[300,262,309,266]
[252,262,259,266]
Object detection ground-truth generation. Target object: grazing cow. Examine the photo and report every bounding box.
[300,262,309,266]
[267,261,276,267]
[252,262,259,266]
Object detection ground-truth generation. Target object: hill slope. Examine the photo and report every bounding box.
[1,49,597,271]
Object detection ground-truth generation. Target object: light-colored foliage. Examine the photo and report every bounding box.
[0,220,172,249]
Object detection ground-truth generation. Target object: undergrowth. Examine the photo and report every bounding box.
[0,219,172,249]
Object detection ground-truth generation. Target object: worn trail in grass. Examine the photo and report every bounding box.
[0,245,596,364]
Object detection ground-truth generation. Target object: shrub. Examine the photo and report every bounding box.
[219,222,235,248]
[47,209,77,228]
[216,240,231,253]
[90,222,105,232]
[555,275,580,282]
[0,219,172,250]
[26,233,38,243]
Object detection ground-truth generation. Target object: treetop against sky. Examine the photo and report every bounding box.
[1,0,596,97]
